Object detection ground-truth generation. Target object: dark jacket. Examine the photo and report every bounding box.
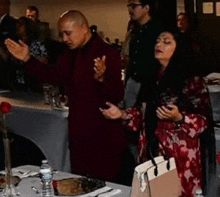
[25,34,128,181]
[0,14,17,42]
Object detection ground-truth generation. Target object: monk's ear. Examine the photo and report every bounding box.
[81,23,89,34]
[143,4,150,14]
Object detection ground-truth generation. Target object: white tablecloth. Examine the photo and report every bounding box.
[0,165,131,197]
[0,91,71,172]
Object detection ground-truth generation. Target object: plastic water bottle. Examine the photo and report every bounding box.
[195,189,204,197]
[40,160,54,197]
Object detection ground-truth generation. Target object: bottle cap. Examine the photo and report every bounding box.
[195,189,202,194]
[42,160,48,164]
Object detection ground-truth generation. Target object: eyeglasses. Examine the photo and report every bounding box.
[127,3,143,9]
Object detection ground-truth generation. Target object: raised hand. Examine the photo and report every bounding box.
[94,55,106,82]
[100,102,126,119]
[156,104,183,122]
[5,39,30,62]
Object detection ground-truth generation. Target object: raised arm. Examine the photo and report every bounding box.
[96,50,124,105]
[5,38,71,87]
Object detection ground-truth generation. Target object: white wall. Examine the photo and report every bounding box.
[10,0,129,41]
[10,0,184,41]
[177,0,185,14]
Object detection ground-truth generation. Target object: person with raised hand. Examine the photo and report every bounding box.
[5,10,127,184]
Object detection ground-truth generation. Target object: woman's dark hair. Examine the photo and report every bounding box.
[157,28,195,94]
[137,28,195,104]
[16,16,39,45]
[136,28,195,157]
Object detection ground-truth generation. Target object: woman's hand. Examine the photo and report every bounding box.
[94,55,106,82]
[99,102,127,120]
[5,39,30,62]
[156,104,183,122]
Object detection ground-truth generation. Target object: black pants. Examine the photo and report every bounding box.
[115,146,137,186]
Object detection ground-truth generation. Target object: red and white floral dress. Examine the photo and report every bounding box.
[125,76,211,197]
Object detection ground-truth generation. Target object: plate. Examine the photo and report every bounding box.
[53,177,106,196]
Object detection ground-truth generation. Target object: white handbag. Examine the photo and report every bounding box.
[130,140,181,197]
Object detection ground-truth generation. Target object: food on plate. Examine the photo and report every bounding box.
[53,177,105,196]
[0,174,21,188]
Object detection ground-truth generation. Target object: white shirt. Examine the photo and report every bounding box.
[0,14,7,25]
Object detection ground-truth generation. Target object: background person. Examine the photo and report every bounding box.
[0,0,17,89]
[5,10,128,184]
[26,6,40,23]
[100,29,216,196]
[123,0,164,171]
[124,0,163,109]
[14,16,48,92]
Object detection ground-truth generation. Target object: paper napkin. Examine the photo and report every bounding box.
[0,168,38,179]
[78,186,121,197]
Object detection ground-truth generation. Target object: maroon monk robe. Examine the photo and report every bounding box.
[24,34,128,181]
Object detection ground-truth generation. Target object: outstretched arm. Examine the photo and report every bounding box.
[100,102,127,120]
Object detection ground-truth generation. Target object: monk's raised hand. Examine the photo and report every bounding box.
[5,39,30,62]
[94,55,106,82]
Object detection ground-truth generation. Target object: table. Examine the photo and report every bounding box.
[0,91,71,172]
[0,165,131,197]
[206,85,220,196]
[207,85,220,122]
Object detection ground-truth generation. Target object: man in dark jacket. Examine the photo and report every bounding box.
[0,0,16,42]
[5,10,128,183]
[0,0,17,89]
[125,0,163,108]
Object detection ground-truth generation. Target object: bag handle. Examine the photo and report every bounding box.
[148,138,171,176]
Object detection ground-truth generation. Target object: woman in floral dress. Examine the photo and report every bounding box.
[100,29,215,197]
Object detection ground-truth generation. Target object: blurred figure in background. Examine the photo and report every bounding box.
[111,38,122,52]
[38,21,66,66]
[123,0,164,171]
[121,19,139,84]
[105,37,111,44]
[177,12,201,74]
[89,24,97,33]
[125,0,163,108]
[14,16,48,92]
[26,6,40,23]
[177,12,190,33]
[0,0,17,89]
[0,0,16,42]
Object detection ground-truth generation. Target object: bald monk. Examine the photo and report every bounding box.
[5,10,128,182]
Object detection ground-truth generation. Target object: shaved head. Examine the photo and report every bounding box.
[58,10,92,49]
[58,10,89,28]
